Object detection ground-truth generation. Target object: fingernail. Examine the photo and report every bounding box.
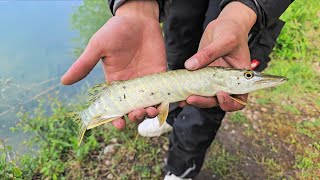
[220,95,227,104]
[137,115,145,120]
[185,58,199,70]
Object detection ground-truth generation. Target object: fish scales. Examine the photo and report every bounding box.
[71,67,287,145]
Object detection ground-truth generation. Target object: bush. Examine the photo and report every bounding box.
[0,140,23,179]
[13,96,100,179]
[273,0,320,60]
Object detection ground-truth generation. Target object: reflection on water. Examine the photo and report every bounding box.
[0,0,111,153]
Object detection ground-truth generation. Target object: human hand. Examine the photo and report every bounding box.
[61,0,166,129]
[180,2,257,112]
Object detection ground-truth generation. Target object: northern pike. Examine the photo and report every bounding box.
[70,67,287,145]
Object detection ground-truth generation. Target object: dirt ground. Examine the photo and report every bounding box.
[90,94,319,180]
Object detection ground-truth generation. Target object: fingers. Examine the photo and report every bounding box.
[145,107,159,118]
[182,92,248,111]
[216,91,248,112]
[185,95,218,108]
[128,108,146,123]
[185,34,238,70]
[127,107,159,123]
[112,118,126,130]
[61,38,102,85]
[179,101,188,107]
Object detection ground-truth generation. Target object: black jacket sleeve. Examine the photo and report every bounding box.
[107,0,168,22]
[258,0,293,27]
[108,0,294,27]
[220,0,294,29]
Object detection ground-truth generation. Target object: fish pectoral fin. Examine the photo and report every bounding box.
[157,102,169,127]
[87,115,119,130]
[230,96,247,106]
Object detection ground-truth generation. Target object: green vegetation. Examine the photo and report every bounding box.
[0,140,22,179]
[1,96,166,179]
[274,0,320,59]
[204,142,248,179]
[1,0,319,179]
[229,111,248,124]
[71,0,112,57]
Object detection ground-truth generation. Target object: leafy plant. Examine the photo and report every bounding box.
[0,139,22,179]
[16,96,100,179]
[71,0,112,57]
[274,0,320,60]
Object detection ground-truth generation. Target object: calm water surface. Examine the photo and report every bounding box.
[0,1,106,152]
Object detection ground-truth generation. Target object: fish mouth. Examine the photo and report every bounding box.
[254,73,288,88]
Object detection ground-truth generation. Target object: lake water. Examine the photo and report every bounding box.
[0,1,109,152]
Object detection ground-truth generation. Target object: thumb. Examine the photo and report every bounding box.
[184,35,237,70]
[61,39,102,85]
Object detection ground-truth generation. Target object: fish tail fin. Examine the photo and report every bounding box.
[67,112,88,147]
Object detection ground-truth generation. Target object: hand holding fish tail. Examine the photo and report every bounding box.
[61,0,166,129]
[181,2,256,112]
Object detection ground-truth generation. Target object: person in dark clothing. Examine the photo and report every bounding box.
[61,0,293,179]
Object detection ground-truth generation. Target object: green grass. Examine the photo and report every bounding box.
[256,60,320,101]
[204,142,247,179]
[253,155,284,178]
[296,119,320,140]
[229,111,249,124]
[295,146,320,179]
[274,0,320,60]
[283,104,301,115]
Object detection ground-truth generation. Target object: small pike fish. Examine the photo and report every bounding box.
[70,67,287,145]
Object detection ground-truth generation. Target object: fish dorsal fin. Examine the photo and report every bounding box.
[86,82,111,102]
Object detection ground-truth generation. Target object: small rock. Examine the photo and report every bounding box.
[163,143,169,151]
[243,124,249,128]
[261,107,268,112]
[231,130,236,134]
[105,160,111,166]
[103,144,115,155]
[163,157,168,164]
[107,173,113,179]
[253,124,259,130]
[252,114,259,121]
[129,155,135,161]
[223,124,229,130]
[110,138,118,143]
[310,118,316,122]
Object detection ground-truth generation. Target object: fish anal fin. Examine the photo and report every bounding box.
[157,102,169,127]
[78,123,87,147]
[87,115,119,130]
[67,111,88,147]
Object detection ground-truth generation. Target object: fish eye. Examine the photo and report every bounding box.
[244,71,254,79]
